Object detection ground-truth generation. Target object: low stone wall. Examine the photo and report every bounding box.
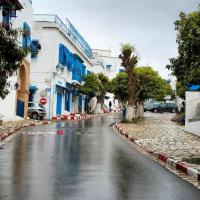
[185,92,200,136]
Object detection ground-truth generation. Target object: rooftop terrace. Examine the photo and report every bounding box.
[33,14,92,60]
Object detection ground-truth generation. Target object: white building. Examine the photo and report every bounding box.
[30,14,94,119]
[92,49,123,79]
[92,49,123,110]
[0,0,33,121]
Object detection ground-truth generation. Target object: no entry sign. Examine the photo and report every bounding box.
[40,98,47,104]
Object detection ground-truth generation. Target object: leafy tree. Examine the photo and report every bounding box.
[135,67,173,102]
[80,73,110,112]
[176,82,188,99]
[0,27,26,99]
[166,5,200,85]
[109,72,129,105]
[97,73,110,103]
[110,67,174,115]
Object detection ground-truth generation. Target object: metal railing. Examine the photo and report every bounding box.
[33,14,92,59]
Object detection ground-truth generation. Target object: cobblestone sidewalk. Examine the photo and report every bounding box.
[119,112,200,166]
[0,119,36,135]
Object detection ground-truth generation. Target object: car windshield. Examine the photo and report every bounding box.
[153,102,162,106]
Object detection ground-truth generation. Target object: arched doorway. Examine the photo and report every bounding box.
[16,59,30,118]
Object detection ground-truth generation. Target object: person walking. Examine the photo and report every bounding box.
[109,101,112,112]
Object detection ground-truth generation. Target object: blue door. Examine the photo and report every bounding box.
[16,100,24,118]
[56,93,62,115]
[78,96,82,113]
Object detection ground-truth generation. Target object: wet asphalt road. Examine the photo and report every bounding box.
[0,114,200,200]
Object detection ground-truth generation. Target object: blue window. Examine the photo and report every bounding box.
[31,40,41,58]
[59,44,74,71]
[119,69,125,73]
[22,22,31,49]
[59,44,66,66]
[72,57,84,82]
[106,65,112,72]
[2,9,10,29]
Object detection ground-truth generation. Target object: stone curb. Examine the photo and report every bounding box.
[115,123,200,182]
[51,113,109,121]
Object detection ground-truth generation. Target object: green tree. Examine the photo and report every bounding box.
[80,73,110,112]
[111,67,174,118]
[109,72,129,105]
[135,67,173,102]
[0,27,26,99]
[176,82,188,99]
[166,5,200,85]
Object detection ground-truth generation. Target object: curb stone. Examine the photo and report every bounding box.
[115,122,200,182]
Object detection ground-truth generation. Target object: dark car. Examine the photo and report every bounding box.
[151,103,178,113]
[144,103,154,112]
[28,102,46,120]
[147,102,162,112]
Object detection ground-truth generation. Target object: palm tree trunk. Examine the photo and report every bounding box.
[126,68,137,121]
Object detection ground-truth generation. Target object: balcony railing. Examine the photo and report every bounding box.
[33,14,92,60]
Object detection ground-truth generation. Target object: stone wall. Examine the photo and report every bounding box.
[185,91,200,136]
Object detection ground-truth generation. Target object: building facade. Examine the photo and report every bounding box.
[92,49,123,110]
[92,49,123,79]
[0,0,33,120]
[30,14,94,119]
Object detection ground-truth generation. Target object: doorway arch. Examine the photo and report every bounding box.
[16,59,30,118]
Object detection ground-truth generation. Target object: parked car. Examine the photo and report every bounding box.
[144,102,155,112]
[150,103,178,113]
[28,102,46,120]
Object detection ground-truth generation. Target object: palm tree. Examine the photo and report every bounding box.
[119,44,138,120]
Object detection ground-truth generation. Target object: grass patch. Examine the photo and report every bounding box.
[121,117,144,124]
[182,157,200,165]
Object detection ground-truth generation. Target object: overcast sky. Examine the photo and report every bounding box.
[32,0,199,78]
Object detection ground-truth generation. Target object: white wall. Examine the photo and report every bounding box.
[92,49,123,80]
[30,20,93,118]
[0,76,18,120]
[185,91,200,136]
[0,0,33,121]
[12,0,33,63]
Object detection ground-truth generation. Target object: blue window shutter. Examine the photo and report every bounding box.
[3,11,10,28]
[68,92,71,112]
[81,65,86,81]
[31,40,40,58]
[59,45,64,65]
[119,69,125,73]
[67,52,74,71]
[22,22,31,49]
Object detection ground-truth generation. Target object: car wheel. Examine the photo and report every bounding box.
[154,109,158,113]
[32,112,39,120]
